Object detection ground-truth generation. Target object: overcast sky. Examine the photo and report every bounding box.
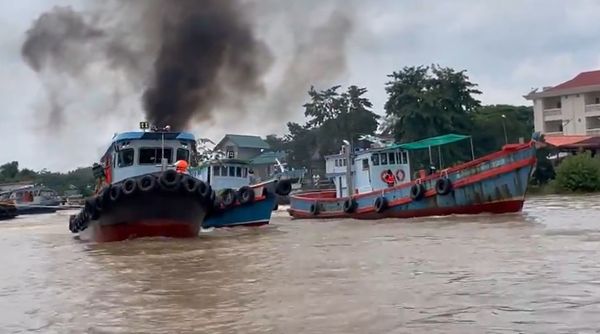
[2,0,600,171]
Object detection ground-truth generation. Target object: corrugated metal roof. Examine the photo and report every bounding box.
[250,151,286,165]
[544,135,592,148]
[220,134,271,149]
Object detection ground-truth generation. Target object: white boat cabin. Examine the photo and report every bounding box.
[325,146,411,197]
[102,131,197,184]
[191,159,253,191]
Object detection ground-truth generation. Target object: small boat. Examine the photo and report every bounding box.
[0,186,61,215]
[69,124,214,242]
[288,133,545,220]
[0,200,18,220]
[190,158,292,228]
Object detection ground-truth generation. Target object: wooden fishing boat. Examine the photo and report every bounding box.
[288,133,545,220]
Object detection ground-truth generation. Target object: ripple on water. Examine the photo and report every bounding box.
[0,196,599,333]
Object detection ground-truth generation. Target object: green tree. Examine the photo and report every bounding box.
[384,65,481,142]
[471,104,534,155]
[0,161,19,181]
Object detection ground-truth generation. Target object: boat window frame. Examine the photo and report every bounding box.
[402,151,409,164]
[138,147,173,165]
[228,166,235,177]
[117,148,135,167]
[362,158,369,170]
[371,154,380,166]
[380,152,388,165]
[213,165,221,176]
[220,166,227,176]
[388,152,396,164]
[176,148,190,162]
[236,166,242,177]
[242,167,248,178]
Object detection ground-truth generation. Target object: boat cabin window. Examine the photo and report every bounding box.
[362,159,369,170]
[335,159,339,167]
[213,165,221,176]
[380,153,388,165]
[176,148,189,162]
[118,148,134,167]
[242,168,248,177]
[139,148,173,164]
[388,152,396,164]
[236,167,242,177]
[228,166,235,177]
[402,151,408,164]
[371,154,379,166]
[220,166,227,176]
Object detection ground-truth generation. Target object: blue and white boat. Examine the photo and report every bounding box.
[190,158,291,228]
[69,124,215,242]
[289,133,545,220]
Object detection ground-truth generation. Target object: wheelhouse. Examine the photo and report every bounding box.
[325,146,411,197]
[190,159,252,191]
[101,131,197,184]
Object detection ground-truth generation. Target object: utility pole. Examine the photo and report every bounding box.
[501,114,508,145]
[343,140,353,197]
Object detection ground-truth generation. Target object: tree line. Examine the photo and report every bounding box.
[0,161,94,196]
[1,64,552,194]
[267,64,546,181]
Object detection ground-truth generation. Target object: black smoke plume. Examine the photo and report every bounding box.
[21,1,355,131]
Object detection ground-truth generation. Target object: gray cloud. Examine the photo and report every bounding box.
[2,0,600,171]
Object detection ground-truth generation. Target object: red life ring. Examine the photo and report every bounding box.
[395,169,405,182]
[380,170,388,182]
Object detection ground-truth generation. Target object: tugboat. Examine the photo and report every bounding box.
[288,132,545,220]
[69,123,213,242]
[190,157,292,228]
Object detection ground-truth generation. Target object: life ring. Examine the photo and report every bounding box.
[380,170,388,182]
[374,196,388,213]
[395,169,405,182]
[410,183,425,201]
[435,178,452,195]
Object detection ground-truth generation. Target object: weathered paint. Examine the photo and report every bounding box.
[289,143,536,220]
[203,182,277,228]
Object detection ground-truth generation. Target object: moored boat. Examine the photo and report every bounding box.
[0,186,61,214]
[288,133,545,220]
[0,200,18,220]
[190,158,291,228]
[69,125,214,242]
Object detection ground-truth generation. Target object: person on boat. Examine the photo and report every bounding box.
[249,169,258,184]
[384,169,395,187]
[175,160,189,174]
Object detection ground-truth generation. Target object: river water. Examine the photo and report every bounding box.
[1,195,600,333]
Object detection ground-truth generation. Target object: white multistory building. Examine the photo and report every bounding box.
[524,70,600,136]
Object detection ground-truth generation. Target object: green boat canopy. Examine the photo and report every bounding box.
[388,133,471,151]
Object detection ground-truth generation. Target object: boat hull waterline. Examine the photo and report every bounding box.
[288,143,536,220]
[71,171,211,242]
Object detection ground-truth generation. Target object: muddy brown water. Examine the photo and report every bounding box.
[1,195,600,333]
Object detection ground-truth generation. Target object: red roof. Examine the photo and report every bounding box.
[549,70,600,92]
[544,135,591,148]
[544,135,600,149]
